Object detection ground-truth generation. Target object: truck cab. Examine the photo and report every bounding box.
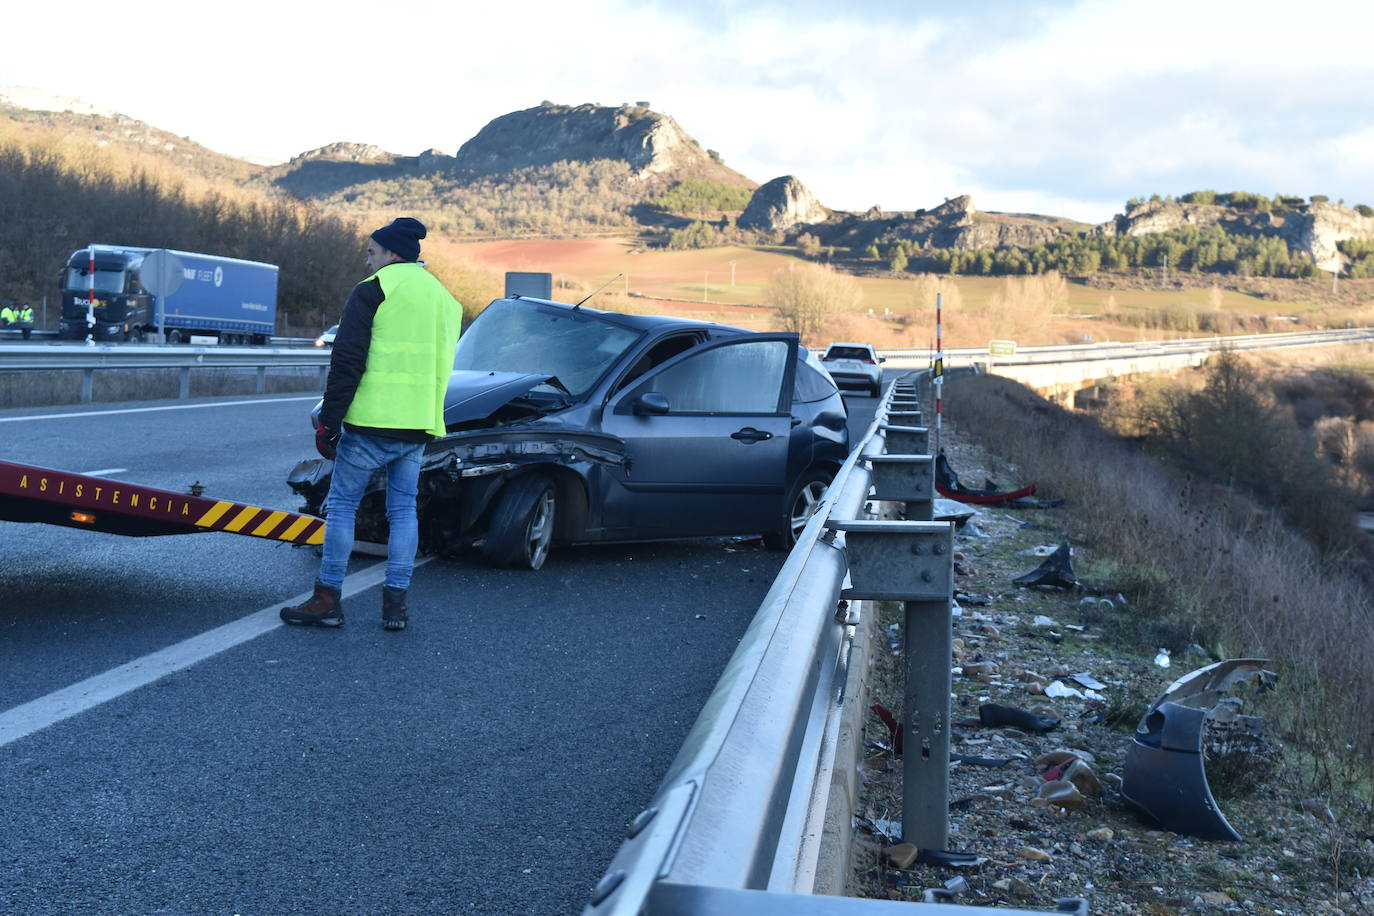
[58,248,153,342]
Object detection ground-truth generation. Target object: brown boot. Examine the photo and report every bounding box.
[280,582,344,627]
[382,586,408,631]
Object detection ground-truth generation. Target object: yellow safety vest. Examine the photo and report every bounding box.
[343,262,462,438]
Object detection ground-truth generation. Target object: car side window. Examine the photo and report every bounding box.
[613,333,702,393]
[794,360,838,403]
[634,339,789,414]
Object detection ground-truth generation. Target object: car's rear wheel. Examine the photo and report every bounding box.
[869,380,882,397]
[764,470,833,552]
[482,474,556,570]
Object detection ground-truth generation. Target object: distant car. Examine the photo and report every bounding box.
[821,342,885,397]
[314,324,339,348]
[288,296,850,569]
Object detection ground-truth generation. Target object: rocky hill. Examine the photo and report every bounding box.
[0,93,261,186]
[452,102,750,185]
[260,102,756,229]
[1097,197,1374,272]
[781,191,1085,252]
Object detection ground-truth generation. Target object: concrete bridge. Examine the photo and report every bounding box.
[877,328,1374,406]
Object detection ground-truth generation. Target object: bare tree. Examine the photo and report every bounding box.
[765,260,862,345]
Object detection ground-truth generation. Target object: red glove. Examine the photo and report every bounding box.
[314,421,339,459]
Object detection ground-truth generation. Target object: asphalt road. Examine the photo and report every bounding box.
[0,385,884,915]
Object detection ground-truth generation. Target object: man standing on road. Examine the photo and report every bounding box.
[281,217,462,631]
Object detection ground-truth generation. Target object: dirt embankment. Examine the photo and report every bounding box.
[849,428,1374,913]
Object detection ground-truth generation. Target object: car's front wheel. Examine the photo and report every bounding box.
[763,469,833,552]
[482,474,556,570]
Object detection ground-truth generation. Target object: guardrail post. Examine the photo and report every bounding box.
[179,367,191,399]
[881,424,929,455]
[80,369,94,404]
[886,409,923,427]
[829,519,955,853]
[867,454,933,521]
[256,366,267,394]
[319,365,328,389]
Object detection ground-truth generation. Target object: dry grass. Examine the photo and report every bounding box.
[946,373,1374,800]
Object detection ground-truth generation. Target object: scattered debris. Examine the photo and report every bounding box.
[1013,542,1079,590]
[1154,648,1171,668]
[883,842,919,869]
[975,703,1060,733]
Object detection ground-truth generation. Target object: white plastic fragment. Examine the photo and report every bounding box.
[1045,680,1084,699]
[1032,615,1060,627]
[1154,648,1172,668]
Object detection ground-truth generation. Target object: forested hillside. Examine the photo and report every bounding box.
[0,142,362,324]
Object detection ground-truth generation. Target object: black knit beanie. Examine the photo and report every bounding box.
[370,217,427,262]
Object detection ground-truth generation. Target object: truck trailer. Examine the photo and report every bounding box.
[57,245,278,344]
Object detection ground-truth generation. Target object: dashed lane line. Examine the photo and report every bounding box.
[0,558,429,748]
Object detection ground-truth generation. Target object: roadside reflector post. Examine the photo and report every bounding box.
[868,453,934,522]
[882,424,930,455]
[830,518,955,853]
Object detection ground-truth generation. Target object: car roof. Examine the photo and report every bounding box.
[494,296,749,336]
[826,341,877,349]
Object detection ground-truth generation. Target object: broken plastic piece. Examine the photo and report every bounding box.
[1013,542,1079,589]
[914,848,987,867]
[870,703,904,757]
[978,703,1059,733]
[1121,658,1278,841]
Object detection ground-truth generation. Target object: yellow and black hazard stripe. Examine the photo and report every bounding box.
[192,500,325,545]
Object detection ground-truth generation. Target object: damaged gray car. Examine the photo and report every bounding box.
[288,295,850,570]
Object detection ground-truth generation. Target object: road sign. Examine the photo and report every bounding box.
[140,250,184,297]
[933,357,944,378]
[989,339,1017,357]
[140,250,184,346]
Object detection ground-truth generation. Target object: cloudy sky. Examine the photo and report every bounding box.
[4,0,1371,223]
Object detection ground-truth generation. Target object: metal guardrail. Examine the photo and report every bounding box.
[869,327,1374,367]
[0,343,330,402]
[584,374,1087,915]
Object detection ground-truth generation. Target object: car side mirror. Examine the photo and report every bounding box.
[633,392,670,416]
[878,356,887,363]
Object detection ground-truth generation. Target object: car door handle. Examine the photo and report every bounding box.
[790,416,803,427]
[731,427,773,443]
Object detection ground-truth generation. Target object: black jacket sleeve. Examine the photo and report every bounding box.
[318,278,384,432]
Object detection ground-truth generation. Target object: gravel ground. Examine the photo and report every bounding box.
[848,429,1374,914]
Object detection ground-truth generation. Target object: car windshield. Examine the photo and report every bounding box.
[454,299,643,397]
[65,267,126,294]
[825,346,872,360]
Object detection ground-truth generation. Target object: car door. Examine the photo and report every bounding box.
[598,334,798,538]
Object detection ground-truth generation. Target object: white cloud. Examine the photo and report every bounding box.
[4,0,1372,222]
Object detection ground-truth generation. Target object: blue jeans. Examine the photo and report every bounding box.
[319,431,425,591]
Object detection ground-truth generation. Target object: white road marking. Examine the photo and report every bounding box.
[80,468,128,477]
[0,396,320,423]
[0,557,429,748]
